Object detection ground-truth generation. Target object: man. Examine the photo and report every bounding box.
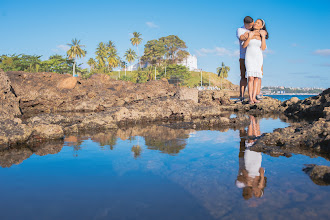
[237,16,266,102]
[236,16,254,103]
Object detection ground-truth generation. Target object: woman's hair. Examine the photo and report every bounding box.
[256,19,269,39]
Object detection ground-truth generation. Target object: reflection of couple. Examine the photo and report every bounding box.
[237,16,269,104]
[236,115,266,200]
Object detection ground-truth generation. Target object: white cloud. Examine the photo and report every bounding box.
[313,49,330,56]
[195,47,239,57]
[52,44,70,53]
[146,21,159,28]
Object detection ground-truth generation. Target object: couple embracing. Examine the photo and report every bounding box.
[237,16,269,104]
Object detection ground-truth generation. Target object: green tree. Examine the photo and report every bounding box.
[217,62,230,89]
[87,58,97,71]
[159,35,188,63]
[141,39,166,66]
[95,42,107,70]
[67,38,86,76]
[106,41,120,71]
[124,48,137,71]
[130,32,142,67]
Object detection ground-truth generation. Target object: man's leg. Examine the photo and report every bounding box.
[239,59,247,100]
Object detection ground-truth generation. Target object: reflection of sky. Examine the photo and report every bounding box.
[0,118,330,219]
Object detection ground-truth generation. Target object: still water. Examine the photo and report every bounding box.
[0,116,329,220]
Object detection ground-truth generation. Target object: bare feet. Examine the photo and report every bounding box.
[249,101,255,104]
[254,100,260,103]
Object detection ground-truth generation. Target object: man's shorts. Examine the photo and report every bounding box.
[239,58,246,79]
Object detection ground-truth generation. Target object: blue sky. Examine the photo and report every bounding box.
[1,0,329,88]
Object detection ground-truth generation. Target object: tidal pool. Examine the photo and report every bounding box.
[0,116,329,220]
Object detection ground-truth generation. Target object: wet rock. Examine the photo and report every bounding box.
[57,76,78,89]
[31,124,64,140]
[303,164,330,185]
[251,118,330,159]
[0,119,33,146]
[0,69,21,119]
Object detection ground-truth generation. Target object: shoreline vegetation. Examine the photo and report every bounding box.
[0,34,233,89]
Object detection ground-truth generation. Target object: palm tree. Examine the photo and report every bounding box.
[124,48,137,71]
[217,62,230,89]
[103,41,119,71]
[67,38,86,76]
[130,32,142,68]
[95,42,107,70]
[87,58,97,71]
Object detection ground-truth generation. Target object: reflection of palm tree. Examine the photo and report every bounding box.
[71,140,83,157]
[131,145,142,159]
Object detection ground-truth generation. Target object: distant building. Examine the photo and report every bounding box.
[178,55,198,71]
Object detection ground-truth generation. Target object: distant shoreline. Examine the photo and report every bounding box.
[264,93,319,96]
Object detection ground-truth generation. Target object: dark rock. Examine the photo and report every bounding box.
[303,164,330,185]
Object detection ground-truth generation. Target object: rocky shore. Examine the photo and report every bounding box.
[1,69,329,164]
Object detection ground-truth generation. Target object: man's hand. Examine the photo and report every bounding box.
[240,32,249,41]
[260,30,267,38]
[248,31,254,39]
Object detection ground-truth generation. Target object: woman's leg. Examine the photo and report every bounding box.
[248,76,254,103]
[252,77,259,102]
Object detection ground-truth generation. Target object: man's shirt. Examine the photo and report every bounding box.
[236,26,249,59]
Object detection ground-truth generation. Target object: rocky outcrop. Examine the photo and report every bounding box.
[0,69,21,119]
[283,88,330,118]
[227,96,283,114]
[0,119,33,146]
[6,71,177,115]
[303,164,330,185]
[176,88,198,103]
[198,90,231,105]
[57,76,78,89]
[251,118,330,159]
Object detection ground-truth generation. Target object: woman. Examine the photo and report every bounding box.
[242,19,268,104]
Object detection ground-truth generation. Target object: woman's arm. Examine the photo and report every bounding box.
[260,31,267,50]
[242,31,254,48]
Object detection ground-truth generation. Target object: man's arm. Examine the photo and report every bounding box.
[237,28,249,41]
[239,32,249,41]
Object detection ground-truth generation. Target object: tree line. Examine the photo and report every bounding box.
[0,32,230,87]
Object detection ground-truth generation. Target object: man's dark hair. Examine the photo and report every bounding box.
[244,16,253,24]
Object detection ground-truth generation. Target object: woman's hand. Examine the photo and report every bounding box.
[260,30,267,38]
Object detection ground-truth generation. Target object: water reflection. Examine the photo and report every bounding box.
[236,116,266,200]
[1,116,330,219]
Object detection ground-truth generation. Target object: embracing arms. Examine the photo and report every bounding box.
[242,31,254,48]
[242,30,267,50]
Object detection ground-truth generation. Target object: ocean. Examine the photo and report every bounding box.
[264,94,316,102]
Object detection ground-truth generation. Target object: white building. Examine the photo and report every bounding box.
[178,54,198,71]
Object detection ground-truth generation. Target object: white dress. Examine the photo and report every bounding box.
[245,39,263,78]
[244,149,262,178]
